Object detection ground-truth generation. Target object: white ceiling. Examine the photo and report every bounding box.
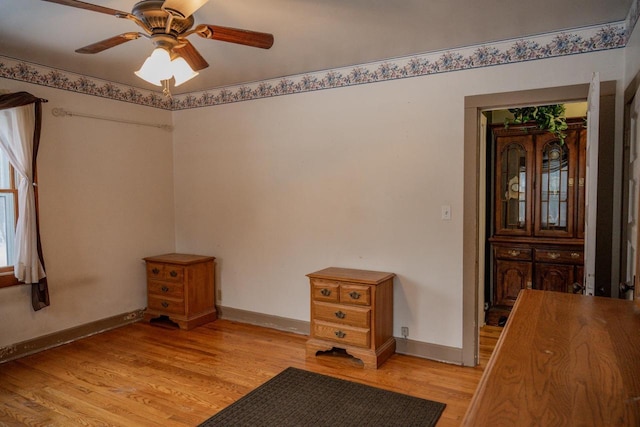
[0,0,633,94]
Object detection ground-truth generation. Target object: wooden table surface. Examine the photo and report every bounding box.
[463,289,640,426]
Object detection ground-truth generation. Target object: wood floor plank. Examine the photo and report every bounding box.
[14,355,187,426]
[0,320,499,426]
[45,343,228,424]
[0,384,58,427]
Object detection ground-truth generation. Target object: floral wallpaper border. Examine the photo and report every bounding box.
[0,18,632,111]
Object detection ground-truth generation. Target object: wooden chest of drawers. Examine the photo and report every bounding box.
[463,290,640,426]
[143,253,216,330]
[306,267,395,369]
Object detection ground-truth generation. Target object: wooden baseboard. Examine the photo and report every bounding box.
[0,309,145,364]
[219,306,311,335]
[219,305,463,365]
[1,306,463,365]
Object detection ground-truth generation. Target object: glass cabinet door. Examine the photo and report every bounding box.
[495,136,533,236]
[535,133,576,237]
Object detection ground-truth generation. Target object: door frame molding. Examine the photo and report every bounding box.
[462,82,617,366]
[622,70,640,300]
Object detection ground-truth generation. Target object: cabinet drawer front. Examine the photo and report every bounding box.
[311,280,340,302]
[161,265,184,282]
[148,281,184,298]
[535,249,583,264]
[313,320,370,348]
[313,302,370,328]
[339,284,371,306]
[147,296,185,315]
[146,263,184,282]
[146,262,164,280]
[494,246,532,261]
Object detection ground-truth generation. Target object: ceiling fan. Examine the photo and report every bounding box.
[41,0,274,90]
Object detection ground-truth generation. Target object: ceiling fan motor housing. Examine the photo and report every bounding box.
[132,0,195,37]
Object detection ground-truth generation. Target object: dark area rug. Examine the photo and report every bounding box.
[198,367,446,427]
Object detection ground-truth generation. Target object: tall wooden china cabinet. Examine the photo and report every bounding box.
[487,119,586,325]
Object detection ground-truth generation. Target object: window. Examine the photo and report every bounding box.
[0,148,18,288]
[0,92,49,310]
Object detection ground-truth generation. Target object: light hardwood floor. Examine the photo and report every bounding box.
[0,320,500,426]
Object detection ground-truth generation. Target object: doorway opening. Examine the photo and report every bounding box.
[462,82,618,366]
[482,103,587,327]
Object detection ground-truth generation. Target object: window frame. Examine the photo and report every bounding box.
[0,161,19,288]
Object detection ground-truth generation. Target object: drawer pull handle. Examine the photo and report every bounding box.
[508,250,520,257]
[547,252,560,260]
[169,270,178,277]
[335,311,346,319]
[161,301,169,308]
[571,252,580,259]
[320,288,331,297]
[152,268,160,275]
[349,291,361,300]
[161,286,169,292]
[335,330,346,339]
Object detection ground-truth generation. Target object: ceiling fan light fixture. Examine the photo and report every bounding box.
[163,0,210,18]
[172,56,199,86]
[135,46,199,88]
[135,47,173,86]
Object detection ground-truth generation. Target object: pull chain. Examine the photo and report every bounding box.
[162,80,172,98]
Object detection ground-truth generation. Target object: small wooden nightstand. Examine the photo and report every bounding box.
[143,253,216,330]
[306,267,395,369]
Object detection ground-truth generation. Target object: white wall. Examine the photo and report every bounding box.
[173,49,624,349]
[625,17,640,86]
[0,80,175,346]
[0,41,631,354]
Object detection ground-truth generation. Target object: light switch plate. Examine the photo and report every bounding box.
[441,205,451,220]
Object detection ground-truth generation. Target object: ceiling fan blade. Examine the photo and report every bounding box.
[162,0,210,18]
[40,0,129,16]
[75,33,142,54]
[173,40,209,71]
[196,25,274,49]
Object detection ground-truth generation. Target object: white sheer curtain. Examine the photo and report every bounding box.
[0,103,45,284]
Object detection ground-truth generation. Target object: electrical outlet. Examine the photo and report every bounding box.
[401,326,409,338]
[124,312,138,320]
